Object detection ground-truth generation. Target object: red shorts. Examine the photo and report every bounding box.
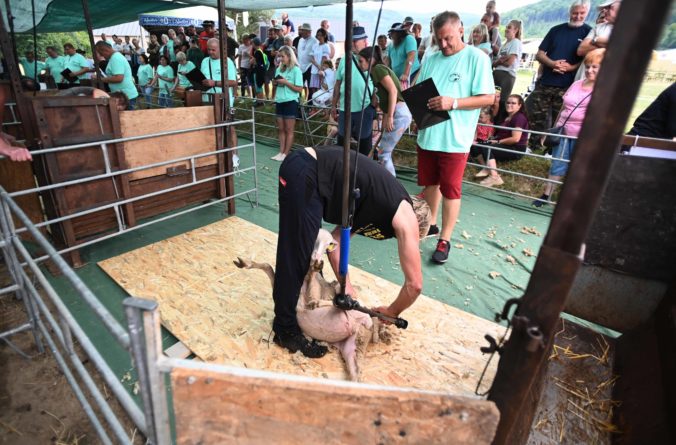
[417,146,468,200]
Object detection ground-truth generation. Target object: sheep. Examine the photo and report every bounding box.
[233,228,378,381]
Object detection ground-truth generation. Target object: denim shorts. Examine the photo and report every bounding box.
[550,137,576,176]
[275,100,298,119]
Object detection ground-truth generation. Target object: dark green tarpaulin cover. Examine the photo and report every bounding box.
[2,0,364,33]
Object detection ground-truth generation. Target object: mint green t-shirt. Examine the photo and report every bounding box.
[63,53,90,83]
[167,40,176,62]
[177,61,196,88]
[105,51,139,100]
[156,64,175,92]
[137,64,154,87]
[20,58,46,81]
[274,65,302,103]
[387,34,420,79]
[416,45,494,153]
[335,56,373,113]
[200,57,236,107]
[45,56,66,83]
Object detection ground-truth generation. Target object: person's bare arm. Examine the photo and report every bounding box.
[380,75,398,132]
[577,37,596,57]
[374,201,422,317]
[535,49,556,69]
[401,50,416,81]
[427,93,495,112]
[493,54,516,68]
[330,79,342,120]
[490,129,523,145]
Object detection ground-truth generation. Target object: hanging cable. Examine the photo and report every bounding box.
[31,0,38,95]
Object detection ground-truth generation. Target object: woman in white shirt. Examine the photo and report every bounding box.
[492,20,523,119]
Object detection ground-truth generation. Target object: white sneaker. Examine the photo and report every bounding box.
[232,154,240,168]
[271,153,281,160]
[279,153,287,161]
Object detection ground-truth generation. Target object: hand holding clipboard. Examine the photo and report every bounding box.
[401,78,450,130]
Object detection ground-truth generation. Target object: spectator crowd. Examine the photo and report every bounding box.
[9,0,675,265]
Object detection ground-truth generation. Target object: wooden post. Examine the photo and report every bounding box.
[487,0,674,443]
[216,0,235,215]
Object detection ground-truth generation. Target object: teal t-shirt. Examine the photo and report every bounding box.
[156,64,175,92]
[137,64,154,87]
[387,34,420,79]
[45,56,66,83]
[274,65,302,103]
[105,51,139,100]
[167,40,176,62]
[177,61,196,88]
[335,56,373,113]
[416,45,494,153]
[200,57,236,107]
[20,58,46,80]
[63,53,90,83]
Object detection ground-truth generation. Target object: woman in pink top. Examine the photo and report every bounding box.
[533,48,605,207]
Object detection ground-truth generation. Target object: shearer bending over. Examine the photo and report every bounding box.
[273,145,431,358]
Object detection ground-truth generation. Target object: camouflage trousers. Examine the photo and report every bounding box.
[525,83,566,148]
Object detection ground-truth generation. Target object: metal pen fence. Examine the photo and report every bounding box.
[0,111,259,444]
[230,97,571,205]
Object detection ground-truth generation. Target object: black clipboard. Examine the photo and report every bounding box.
[61,68,77,83]
[401,78,450,130]
[185,68,209,91]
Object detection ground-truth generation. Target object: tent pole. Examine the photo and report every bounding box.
[339,0,354,295]
[3,0,18,64]
[81,0,101,86]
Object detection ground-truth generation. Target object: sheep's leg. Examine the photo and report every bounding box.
[233,257,275,288]
[336,332,360,381]
[371,317,381,344]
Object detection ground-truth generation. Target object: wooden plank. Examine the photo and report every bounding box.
[164,341,192,359]
[98,217,503,394]
[171,366,500,445]
[118,107,218,181]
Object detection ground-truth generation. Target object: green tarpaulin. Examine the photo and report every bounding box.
[2,0,366,33]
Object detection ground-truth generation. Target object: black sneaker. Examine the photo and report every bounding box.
[532,194,549,208]
[273,331,328,358]
[426,224,440,238]
[431,239,450,264]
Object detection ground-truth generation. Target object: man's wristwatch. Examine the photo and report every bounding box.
[452,98,459,110]
[591,36,598,47]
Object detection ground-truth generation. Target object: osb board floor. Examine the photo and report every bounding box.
[98,217,502,395]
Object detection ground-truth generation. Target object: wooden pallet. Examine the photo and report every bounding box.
[99,217,502,394]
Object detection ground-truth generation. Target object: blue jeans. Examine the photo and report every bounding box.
[127,98,136,110]
[549,136,576,176]
[143,86,153,105]
[378,102,412,177]
[158,91,171,108]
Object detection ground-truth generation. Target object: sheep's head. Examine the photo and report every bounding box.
[312,228,337,261]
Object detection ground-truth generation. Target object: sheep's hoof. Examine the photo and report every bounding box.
[233,257,251,269]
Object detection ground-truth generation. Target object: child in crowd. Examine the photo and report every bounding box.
[310,59,335,110]
[251,37,269,106]
[470,107,495,161]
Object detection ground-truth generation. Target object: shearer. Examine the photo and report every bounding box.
[272,145,431,358]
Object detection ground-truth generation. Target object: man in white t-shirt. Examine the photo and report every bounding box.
[578,0,620,56]
[297,23,318,99]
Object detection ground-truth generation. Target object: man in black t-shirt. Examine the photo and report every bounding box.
[272,146,430,358]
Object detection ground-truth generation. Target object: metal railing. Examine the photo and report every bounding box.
[5,116,259,263]
[0,111,259,444]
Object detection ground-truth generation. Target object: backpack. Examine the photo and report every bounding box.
[256,48,269,70]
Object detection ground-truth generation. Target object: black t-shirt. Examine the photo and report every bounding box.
[316,146,411,240]
[628,82,676,140]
